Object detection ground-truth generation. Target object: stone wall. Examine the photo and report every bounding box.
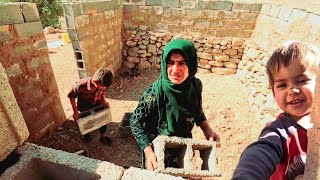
[63,0,123,78]
[122,0,261,75]
[0,3,65,140]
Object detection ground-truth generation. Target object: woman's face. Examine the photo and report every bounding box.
[167,53,189,84]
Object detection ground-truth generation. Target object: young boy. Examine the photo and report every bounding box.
[68,68,113,145]
[232,41,320,179]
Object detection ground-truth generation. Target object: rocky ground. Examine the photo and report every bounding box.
[34,33,265,179]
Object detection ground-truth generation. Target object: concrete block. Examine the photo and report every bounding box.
[212,1,233,11]
[75,15,90,28]
[14,21,43,38]
[2,143,125,179]
[260,4,271,15]
[109,0,120,10]
[146,0,162,6]
[21,3,40,22]
[185,9,203,17]
[269,5,281,18]
[96,1,110,12]
[67,29,79,41]
[163,0,179,8]
[65,15,75,28]
[63,3,82,17]
[0,25,13,44]
[122,167,184,180]
[118,112,133,138]
[0,63,28,161]
[77,68,87,79]
[81,2,97,15]
[232,3,252,12]
[251,3,262,13]
[10,45,32,58]
[152,136,221,178]
[306,13,320,26]
[288,8,308,23]
[0,3,24,25]
[33,39,47,50]
[278,6,293,21]
[77,105,112,135]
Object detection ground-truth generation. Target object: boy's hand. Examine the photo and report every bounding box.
[73,111,80,121]
[144,145,158,171]
[103,101,110,108]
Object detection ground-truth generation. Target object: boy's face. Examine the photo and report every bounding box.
[272,59,317,121]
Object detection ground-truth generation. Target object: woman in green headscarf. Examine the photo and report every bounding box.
[130,39,220,170]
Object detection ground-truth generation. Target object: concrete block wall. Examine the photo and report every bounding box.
[63,0,123,78]
[0,3,66,140]
[152,136,220,178]
[0,63,29,161]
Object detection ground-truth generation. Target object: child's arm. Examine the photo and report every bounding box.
[232,127,284,179]
[70,98,80,120]
[101,89,110,108]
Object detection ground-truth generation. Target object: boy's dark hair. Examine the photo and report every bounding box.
[92,68,113,87]
[266,41,320,92]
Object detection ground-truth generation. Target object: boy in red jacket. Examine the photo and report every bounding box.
[233,41,320,179]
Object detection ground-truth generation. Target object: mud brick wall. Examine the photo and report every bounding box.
[63,0,123,78]
[0,3,65,140]
[122,0,261,74]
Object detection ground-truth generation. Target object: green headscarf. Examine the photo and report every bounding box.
[154,39,201,136]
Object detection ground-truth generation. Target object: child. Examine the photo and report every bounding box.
[68,68,113,145]
[232,41,320,179]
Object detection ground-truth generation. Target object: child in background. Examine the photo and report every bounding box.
[232,41,320,179]
[68,68,113,145]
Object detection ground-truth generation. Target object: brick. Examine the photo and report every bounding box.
[0,25,13,44]
[152,136,221,178]
[212,1,233,11]
[269,5,281,18]
[180,0,197,8]
[5,64,22,77]
[260,4,271,15]
[163,0,179,8]
[306,13,320,26]
[146,0,162,6]
[33,39,47,50]
[27,57,40,70]
[21,3,40,22]
[185,9,203,17]
[11,45,32,58]
[251,4,262,13]
[74,15,90,28]
[288,9,308,22]
[109,0,120,9]
[278,6,293,21]
[14,21,43,38]
[232,3,252,12]
[96,1,110,12]
[63,3,82,17]
[0,3,24,25]
[240,13,258,21]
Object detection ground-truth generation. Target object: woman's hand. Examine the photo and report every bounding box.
[144,145,158,171]
[200,121,221,147]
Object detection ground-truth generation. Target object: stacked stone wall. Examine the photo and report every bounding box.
[122,0,261,75]
[63,0,123,78]
[0,3,65,140]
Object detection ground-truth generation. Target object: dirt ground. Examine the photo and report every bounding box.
[34,33,264,179]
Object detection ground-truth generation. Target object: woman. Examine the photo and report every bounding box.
[130,39,220,170]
